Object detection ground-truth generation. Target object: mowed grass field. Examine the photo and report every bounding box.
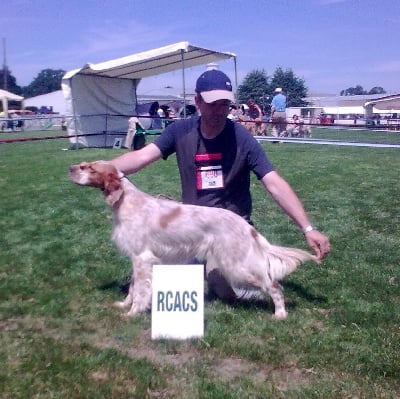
[0,129,399,398]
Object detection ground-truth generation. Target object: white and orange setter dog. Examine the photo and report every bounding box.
[69,161,318,319]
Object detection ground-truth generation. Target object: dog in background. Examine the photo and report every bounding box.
[286,115,312,138]
[69,161,318,319]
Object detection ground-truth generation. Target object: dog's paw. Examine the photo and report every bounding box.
[113,300,128,309]
[123,309,140,317]
[120,311,136,319]
[272,310,288,320]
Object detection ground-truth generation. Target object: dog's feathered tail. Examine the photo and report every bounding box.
[254,232,319,281]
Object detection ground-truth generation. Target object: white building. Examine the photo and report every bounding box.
[287,93,400,126]
[305,93,400,118]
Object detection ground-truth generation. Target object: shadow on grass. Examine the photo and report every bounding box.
[97,277,328,313]
[98,278,130,296]
[283,281,328,305]
[205,280,329,318]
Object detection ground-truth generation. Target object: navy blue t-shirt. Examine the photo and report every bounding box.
[153,116,274,222]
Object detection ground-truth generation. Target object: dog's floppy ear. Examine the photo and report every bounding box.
[103,172,123,206]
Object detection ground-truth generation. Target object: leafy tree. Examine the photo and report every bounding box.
[22,68,65,98]
[237,67,309,113]
[0,68,22,95]
[236,69,270,110]
[340,85,367,96]
[368,86,386,95]
[269,67,308,108]
[0,68,23,110]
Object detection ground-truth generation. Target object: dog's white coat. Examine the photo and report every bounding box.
[69,161,318,319]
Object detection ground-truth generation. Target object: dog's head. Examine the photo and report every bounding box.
[69,161,124,206]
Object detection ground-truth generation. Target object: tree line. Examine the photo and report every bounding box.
[0,68,66,98]
[0,66,387,110]
[340,85,386,96]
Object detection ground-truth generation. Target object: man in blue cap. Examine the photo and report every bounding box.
[109,69,330,299]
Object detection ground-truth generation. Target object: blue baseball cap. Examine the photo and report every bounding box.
[195,70,235,103]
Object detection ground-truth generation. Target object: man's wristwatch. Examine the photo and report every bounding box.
[301,225,319,234]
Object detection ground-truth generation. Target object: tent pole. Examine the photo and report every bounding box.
[233,56,238,100]
[2,38,7,91]
[180,49,186,118]
[2,97,8,116]
[70,77,80,149]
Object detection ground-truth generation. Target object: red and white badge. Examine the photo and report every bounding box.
[196,165,224,190]
[195,153,224,190]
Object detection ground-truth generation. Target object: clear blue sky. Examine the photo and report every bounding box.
[2,0,399,96]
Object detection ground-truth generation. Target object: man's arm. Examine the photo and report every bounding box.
[261,171,330,260]
[110,142,163,175]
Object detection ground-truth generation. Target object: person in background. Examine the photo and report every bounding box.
[149,101,163,130]
[227,104,239,121]
[247,98,265,136]
[157,105,165,129]
[108,69,330,300]
[238,103,251,132]
[124,116,145,149]
[271,88,287,137]
[61,116,67,131]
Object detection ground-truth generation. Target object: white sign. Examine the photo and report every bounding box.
[113,138,122,149]
[151,264,204,340]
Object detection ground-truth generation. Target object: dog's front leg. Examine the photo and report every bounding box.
[267,281,288,320]
[114,289,133,310]
[124,259,152,317]
[113,258,136,310]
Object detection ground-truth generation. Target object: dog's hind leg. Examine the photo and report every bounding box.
[205,257,237,300]
[265,281,288,319]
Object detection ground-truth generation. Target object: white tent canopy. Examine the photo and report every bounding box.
[0,89,24,116]
[62,41,237,147]
[323,106,365,115]
[364,94,400,114]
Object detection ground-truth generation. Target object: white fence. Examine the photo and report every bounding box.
[0,115,64,132]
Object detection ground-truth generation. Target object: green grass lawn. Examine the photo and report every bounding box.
[311,126,400,144]
[0,131,399,398]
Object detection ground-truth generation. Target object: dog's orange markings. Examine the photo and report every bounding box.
[159,207,182,229]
